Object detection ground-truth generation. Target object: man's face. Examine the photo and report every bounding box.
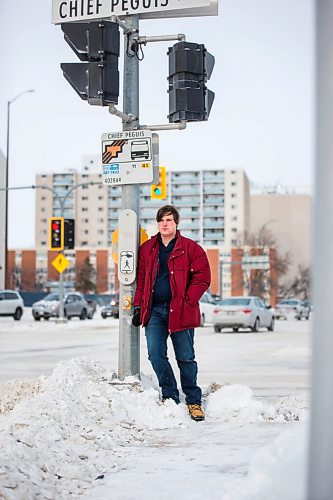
[158,213,177,238]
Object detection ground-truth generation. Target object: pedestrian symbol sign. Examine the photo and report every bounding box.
[52,253,70,274]
[120,251,134,274]
[101,131,159,186]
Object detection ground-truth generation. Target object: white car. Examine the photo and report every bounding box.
[275,299,310,320]
[199,291,217,326]
[0,290,24,320]
[213,296,275,333]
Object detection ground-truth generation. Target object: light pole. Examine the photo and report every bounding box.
[5,89,35,288]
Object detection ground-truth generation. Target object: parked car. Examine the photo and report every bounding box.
[101,292,119,319]
[199,291,217,326]
[32,292,89,320]
[275,299,310,320]
[213,296,275,333]
[0,290,24,320]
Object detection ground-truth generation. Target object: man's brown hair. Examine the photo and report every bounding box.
[156,205,180,225]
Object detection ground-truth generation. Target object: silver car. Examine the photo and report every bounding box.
[32,292,89,321]
[213,296,275,333]
[275,299,310,320]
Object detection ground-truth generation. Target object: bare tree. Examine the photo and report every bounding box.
[280,265,311,300]
[234,228,291,299]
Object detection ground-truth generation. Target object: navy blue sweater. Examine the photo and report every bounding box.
[152,234,177,305]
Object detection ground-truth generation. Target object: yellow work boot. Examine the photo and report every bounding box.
[187,404,205,422]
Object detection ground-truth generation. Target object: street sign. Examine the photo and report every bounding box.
[52,0,217,24]
[112,226,148,264]
[101,130,159,186]
[118,209,138,285]
[52,253,70,274]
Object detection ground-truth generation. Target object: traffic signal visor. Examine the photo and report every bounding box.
[151,167,167,199]
[49,217,65,251]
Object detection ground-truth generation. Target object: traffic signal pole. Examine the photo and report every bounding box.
[118,15,140,379]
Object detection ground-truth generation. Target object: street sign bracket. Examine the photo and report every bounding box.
[109,103,137,123]
[140,121,187,131]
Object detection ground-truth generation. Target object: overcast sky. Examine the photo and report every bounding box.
[0,0,314,248]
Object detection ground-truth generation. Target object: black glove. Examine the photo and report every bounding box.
[132,307,141,327]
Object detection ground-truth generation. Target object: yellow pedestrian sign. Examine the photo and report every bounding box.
[52,253,70,274]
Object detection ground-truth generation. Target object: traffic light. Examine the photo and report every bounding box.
[64,219,75,249]
[61,20,120,106]
[151,167,167,199]
[167,42,215,123]
[49,217,64,251]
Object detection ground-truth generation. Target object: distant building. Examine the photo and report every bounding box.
[250,192,311,282]
[35,160,250,249]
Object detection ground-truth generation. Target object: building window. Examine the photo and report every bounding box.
[231,181,237,186]
[98,218,104,223]
[98,207,104,212]
[82,207,88,212]
[231,205,236,209]
[231,228,237,233]
[81,196,88,201]
[98,230,104,235]
[41,218,47,223]
[98,196,103,200]
[231,193,237,198]
[41,241,46,246]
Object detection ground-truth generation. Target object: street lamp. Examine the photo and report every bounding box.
[5,89,35,288]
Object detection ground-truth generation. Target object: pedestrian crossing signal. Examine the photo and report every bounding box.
[151,167,167,200]
[49,217,64,251]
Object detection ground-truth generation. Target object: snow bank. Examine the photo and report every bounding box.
[224,423,308,500]
[0,357,308,499]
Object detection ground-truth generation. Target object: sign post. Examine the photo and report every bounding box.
[117,15,141,379]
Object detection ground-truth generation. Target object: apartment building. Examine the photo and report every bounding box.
[250,191,311,282]
[35,160,250,249]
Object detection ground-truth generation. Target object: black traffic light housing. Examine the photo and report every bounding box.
[61,21,120,106]
[49,217,64,251]
[167,41,215,123]
[64,219,75,250]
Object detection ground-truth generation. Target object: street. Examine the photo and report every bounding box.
[0,311,310,401]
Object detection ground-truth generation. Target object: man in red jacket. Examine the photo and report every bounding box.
[132,205,211,421]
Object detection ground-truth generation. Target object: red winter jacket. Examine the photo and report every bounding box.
[133,230,211,333]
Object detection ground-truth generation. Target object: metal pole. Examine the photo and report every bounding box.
[118,15,140,379]
[5,101,10,289]
[308,1,333,498]
[4,90,34,289]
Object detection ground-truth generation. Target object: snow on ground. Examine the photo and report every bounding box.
[0,357,309,500]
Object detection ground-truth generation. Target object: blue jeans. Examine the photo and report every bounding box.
[145,303,202,405]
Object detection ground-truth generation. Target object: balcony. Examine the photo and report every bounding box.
[204,230,224,239]
[204,208,224,217]
[203,172,225,183]
[172,187,200,196]
[172,173,200,184]
[203,197,224,205]
[204,222,224,230]
[172,199,200,207]
[203,186,223,195]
